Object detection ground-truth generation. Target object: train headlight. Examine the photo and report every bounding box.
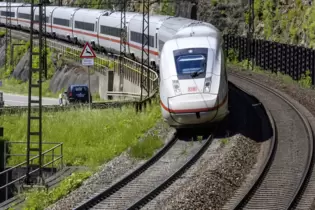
[172,80,181,95]
[203,77,212,92]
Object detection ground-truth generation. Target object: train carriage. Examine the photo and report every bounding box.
[33,6,59,35]
[16,4,33,31]
[0,3,25,27]
[0,2,7,25]
[72,8,111,47]
[0,4,229,128]
[50,6,80,41]
[159,24,228,128]
[98,11,137,54]
[128,14,170,67]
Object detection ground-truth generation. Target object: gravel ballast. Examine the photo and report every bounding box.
[46,120,174,210]
[229,65,315,209]
[142,134,261,210]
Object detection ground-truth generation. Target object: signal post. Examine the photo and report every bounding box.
[80,42,96,110]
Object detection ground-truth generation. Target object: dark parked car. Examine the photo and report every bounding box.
[63,85,92,105]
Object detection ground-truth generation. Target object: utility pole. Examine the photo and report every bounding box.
[139,0,150,107]
[25,0,46,185]
[247,0,255,71]
[43,3,47,80]
[5,0,12,74]
[119,0,127,92]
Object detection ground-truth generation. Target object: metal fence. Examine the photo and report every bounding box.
[0,141,63,202]
[223,34,315,85]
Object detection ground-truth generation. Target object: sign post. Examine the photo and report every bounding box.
[80,42,96,110]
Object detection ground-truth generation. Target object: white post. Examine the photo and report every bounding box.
[88,66,91,110]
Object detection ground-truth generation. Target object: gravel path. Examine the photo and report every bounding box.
[45,120,174,210]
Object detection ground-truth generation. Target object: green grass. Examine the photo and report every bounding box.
[2,102,161,167]
[4,101,163,209]
[8,171,92,210]
[129,133,164,159]
[221,138,229,146]
[0,78,59,98]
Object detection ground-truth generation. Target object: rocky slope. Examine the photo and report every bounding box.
[195,0,315,47]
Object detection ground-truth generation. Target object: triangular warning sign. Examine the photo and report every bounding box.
[80,42,96,58]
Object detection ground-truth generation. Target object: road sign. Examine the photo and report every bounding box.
[82,58,94,66]
[80,42,96,58]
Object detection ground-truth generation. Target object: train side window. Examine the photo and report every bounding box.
[1,11,15,17]
[74,21,94,31]
[18,13,31,20]
[53,17,70,27]
[130,31,154,47]
[100,25,121,37]
[34,15,49,23]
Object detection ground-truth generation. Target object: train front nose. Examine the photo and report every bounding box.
[167,93,220,125]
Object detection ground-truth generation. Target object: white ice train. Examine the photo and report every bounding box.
[0,3,229,128]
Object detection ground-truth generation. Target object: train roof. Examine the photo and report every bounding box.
[107,11,138,20]
[131,13,170,23]
[74,8,112,16]
[0,2,25,7]
[174,24,221,39]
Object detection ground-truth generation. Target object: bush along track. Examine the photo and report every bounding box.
[3,101,164,210]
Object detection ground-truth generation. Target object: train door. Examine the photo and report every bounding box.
[95,16,100,46]
[126,21,130,54]
[70,14,74,37]
[47,8,56,34]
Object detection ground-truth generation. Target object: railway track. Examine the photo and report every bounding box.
[72,128,216,210]
[228,73,314,210]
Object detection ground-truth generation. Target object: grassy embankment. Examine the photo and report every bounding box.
[2,99,163,209]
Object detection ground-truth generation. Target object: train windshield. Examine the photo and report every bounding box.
[176,55,206,74]
[173,48,210,79]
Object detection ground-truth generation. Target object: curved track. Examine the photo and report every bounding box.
[73,129,216,210]
[229,73,314,210]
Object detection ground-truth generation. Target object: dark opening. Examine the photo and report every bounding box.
[191,5,197,20]
[196,112,200,119]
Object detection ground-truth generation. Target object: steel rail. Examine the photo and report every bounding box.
[73,132,178,210]
[126,132,215,210]
[230,72,314,210]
